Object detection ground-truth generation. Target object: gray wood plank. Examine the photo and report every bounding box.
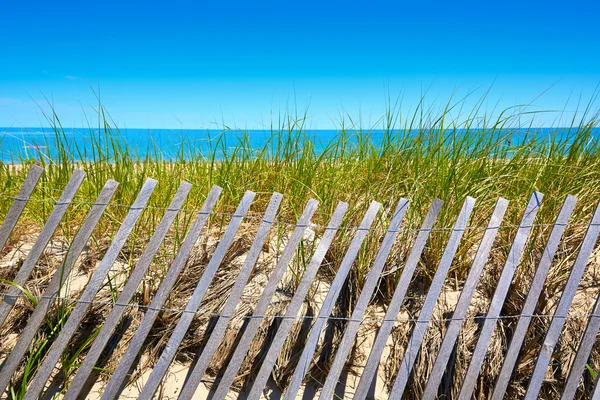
[0,179,119,395]
[318,198,410,400]
[422,197,510,399]
[283,201,381,400]
[524,200,600,400]
[592,372,600,400]
[0,165,43,252]
[137,190,257,399]
[353,199,443,400]
[242,201,348,400]
[492,194,577,400]
[100,185,222,400]
[0,169,86,328]
[458,191,544,400]
[561,290,600,400]
[63,181,193,400]
[389,197,476,400]
[175,193,284,400]
[209,198,320,400]
[22,178,158,400]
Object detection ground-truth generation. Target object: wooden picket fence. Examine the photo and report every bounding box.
[1,166,600,399]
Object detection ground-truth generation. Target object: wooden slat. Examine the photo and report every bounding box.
[0,165,43,252]
[592,373,600,400]
[242,201,348,400]
[22,178,158,400]
[0,179,119,395]
[491,194,577,400]
[137,190,256,399]
[353,199,443,400]
[458,191,544,400]
[389,197,476,400]
[63,181,192,400]
[101,185,222,400]
[562,291,600,400]
[422,197,509,399]
[524,201,600,400]
[176,192,285,400]
[0,169,86,328]
[283,201,381,400]
[318,198,409,400]
[209,198,320,400]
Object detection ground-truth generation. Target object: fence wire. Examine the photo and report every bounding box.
[0,290,598,325]
[0,193,596,233]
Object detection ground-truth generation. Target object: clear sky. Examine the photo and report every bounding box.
[1,0,599,129]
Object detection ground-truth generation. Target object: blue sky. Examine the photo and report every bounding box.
[1,0,599,129]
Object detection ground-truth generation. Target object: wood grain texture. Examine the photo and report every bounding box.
[318,198,409,400]
[138,190,256,400]
[0,179,119,396]
[176,192,284,400]
[0,169,86,328]
[562,291,600,400]
[100,185,222,400]
[64,181,192,400]
[0,165,43,252]
[22,178,158,400]
[389,197,476,400]
[491,194,577,400]
[353,199,443,400]
[283,201,381,400]
[458,191,544,400]
[524,200,600,400]
[210,198,320,400]
[423,197,509,400]
[243,201,349,400]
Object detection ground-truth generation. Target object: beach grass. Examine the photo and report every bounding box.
[1,94,600,398]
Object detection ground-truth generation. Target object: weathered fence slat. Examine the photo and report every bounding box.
[524,201,600,400]
[176,192,285,400]
[209,198,320,400]
[22,178,158,400]
[2,173,600,399]
[0,169,86,328]
[318,198,409,400]
[63,181,192,400]
[101,186,223,400]
[353,199,443,400]
[0,179,119,395]
[458,191,544,400]
[422,197,509,399]
[138,190,257,399]
[492,194,577,400]
[283,201,382,400]
[592,373,600,400]
[389,197,476,400]
[240,201,349,400]
[101,185,222,400]
[0,165,43,252]
[562,291,600,400]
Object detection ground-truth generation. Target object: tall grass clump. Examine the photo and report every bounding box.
[0,92,599,398]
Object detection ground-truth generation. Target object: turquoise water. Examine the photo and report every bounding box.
[1,127,598,162]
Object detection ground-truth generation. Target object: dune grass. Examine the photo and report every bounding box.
[1,94,600,398]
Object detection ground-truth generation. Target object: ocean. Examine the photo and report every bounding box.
[1,127,598,162]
